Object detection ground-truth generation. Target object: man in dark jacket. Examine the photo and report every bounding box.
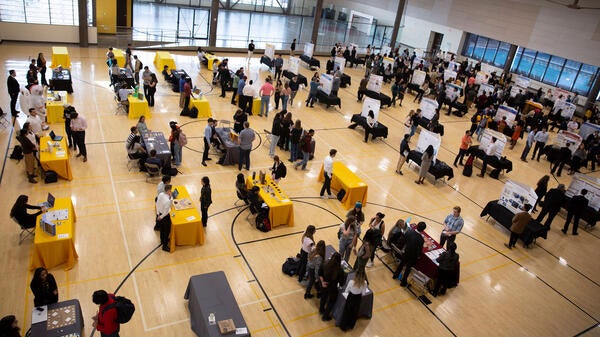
[392,222,426,287]
[536,184,566,229]
[551,143,572,177]
[505,204,532,249]
[7,70,20,116]
[562,189,589,235]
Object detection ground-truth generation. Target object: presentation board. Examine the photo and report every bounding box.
[416,129,442,163]
[361,97,381,122]
[334,57,345,74]
[320,73,333,95]
[510,85,526,97]
[553,130,582,154]
[566,173,600,211]
[475,71,489,85]
[579,122,600,140]
[412,57,423,69]
[445,83,462,99]
[411,70,426,86]
[420,98,439,120]
[303,43,314,58]
[288,57,299,75]
[478,83,495,97]
[264,43,275,60]
[366,74,383,93]
[383,57,394,71]
[381,46,391,57]
[553,88,573,101]
[444,69,457,82]
[514,76,530,89]
[479,129,507,157]
[494,105,518,127]
[498,180,538,214]
[480,63,496,75]
[553,100,576,119]
[448,61,459,72]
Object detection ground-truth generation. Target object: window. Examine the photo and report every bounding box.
[0,0,90,26]
[494,42,510,68]
[461,33,510,68]
[573,64,598,95]
[463,33,477,56]
[557,60,580,91]
[473,36,487,60]
[483,39,498,64]
[516,48,536,76]
[543,56,565,86]
[530,52,549,81]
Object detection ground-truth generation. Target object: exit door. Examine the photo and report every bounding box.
[428,31,444,55]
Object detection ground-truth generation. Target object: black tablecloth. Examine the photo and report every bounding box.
[215,127,240,165]
[480,200,548,246]
[184,271,250,337]
[316,90,341,108]
[260,55,273,68]
[282,70,308,86]
[407,150,454,180]
[171,69,191,93]
[50,69,73,93]
[300,54,320,68]
[110,67,135,88]
[142,131,171,164]
[349,114,388,139]
[364,90,392,107]
[30,299,84,337]
[467,146,513,173]
[340,74,351,88]
[562,196,599,227]
[416,117,445,136]
[542,145,560,163]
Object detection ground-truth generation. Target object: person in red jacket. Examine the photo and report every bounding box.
[92,290,120,337]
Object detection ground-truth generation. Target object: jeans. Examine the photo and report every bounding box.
[320,172,331,196]
[73,131,87,157]
[281,95,289,111]
[239,148,251,170]
[476,127,485,141]
[296,151,309,169]
[521,143,532,159]
[306,93,317,106]
[290,142,299,161]
[173,142,182,166]
[339,237,353,262]
[269,134,280,156]
[260,95,270,116]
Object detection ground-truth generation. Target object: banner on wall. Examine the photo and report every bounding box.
[288,57,299,75]
[303,43,314,58]
[411,70,426,86]
[319,74,333,95]
[478,83,495,97]
[498,180,538,214]
[361,97,381,123]
[479,129,507,157]
[553,130,582,154]
[553,100,576,119]
[334,57,346,74]
[566,173,600,211]
[494,105,518,127]
[416,129,442,163]
[514,76,530,89]
[579,122,600,140]
[264,44,275,60]
[420,98,439,120]
[475,71,490,85]
[366,74,383,93]
[444,69,458,82]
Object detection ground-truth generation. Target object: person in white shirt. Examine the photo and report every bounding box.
[156,175,171,197]
[478,137,499,178]
[320,149,337,198]
[155,184,173,252]
[70,111,88,162]
[26,108,43,138]
[339,271,367,331]
[241,80,257,114]
[531,127,548,161]
[118,83,131,112]
[567,118,579,133]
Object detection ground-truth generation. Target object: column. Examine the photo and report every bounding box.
[503,44,518,75]
[389,0,407,48]
[78,0,89,47]
[209,0,219,47]
[584,74,600,112]
[311,0,323,47]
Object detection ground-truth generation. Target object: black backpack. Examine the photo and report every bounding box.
[282,257,301,276]
[189,107,199,119]
[10,145,24,161]
[103,295,135,324]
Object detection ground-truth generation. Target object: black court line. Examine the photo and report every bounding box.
[574,323,599,336]
[0,117,16,185]
[535,244,600,287]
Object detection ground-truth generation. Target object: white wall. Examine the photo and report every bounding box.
[399,15,463,52]
[0,22,98,44]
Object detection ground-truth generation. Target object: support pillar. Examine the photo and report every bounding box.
[78,0,89,47]
[209,0,219,47]
[503,44,518,75]
[311,0,323,46]
[389,0,407,49]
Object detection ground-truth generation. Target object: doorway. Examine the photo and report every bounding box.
[427,31,444,55]
[116,0,128,27]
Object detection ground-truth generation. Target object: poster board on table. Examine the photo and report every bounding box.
[514,76,530,89]
[579,122,600,140]
[554,88,573,101]
[480,63,496,75]
[411,70,426,86]
[264,43,275,60]
[334,57,345,74]
[412,57,423,69]
[415,49,424,58]
[494,105,518,127]
[319,74,333,95]
[553,130,582,154]
[448,61,459,72]
[478,83,495,97]
[498,180,538,214]
[366,74,383,93]
[381,46,391,57]
[361,97,380,122]
[420,98,438,120]
[475,71,489,85]
[510,85,526,98]
[445,83,462,99]
[303,43,314,58]
[553,100,576,119]
[478,128,507,157]
[416,129,442,163]
[566,173,600,211]
[288,57,299,75]
[444,69,458,82]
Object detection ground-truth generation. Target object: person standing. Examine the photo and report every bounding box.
[147,73,157,107]
[242,79,257,115]
[297,225,316,282]
[274,79,283,110]
[200,176,212,227]
[259,77,274,117]
[180,78,192,116]
[396,134,410,175]
[247,40,255,58]
[505,204,532,249]
[338,216,358,263]
[233,109,247,134]
[520,126,537,162]
[432,242,460,297]
[415,145,434,184]
[92,290,120,337]
[274,54,284,80]
[133,55,142,85]
[532,175,550,212]
[439,206,464,248]
[15,124,39,183]
[156,184,173,252]
[320,149,337,198]
[306,77,321,108]
[7,70,20,116]
[70,111,88,162]
[294,129,314,170]
[562,189,588,236]
[30,267,58,307]
[238,121,255,171]
[537,184,566,230]
[290,38,296,56]
[289,76,299,106]
[339,271,367,332]
[478,137,500,178]
[551,143,572,177]
[531,127,548,161]
[202,118,214,167]
[36,53,48,86]
[319,252,343,321]
[230,69,241,105]
[270,155,287,183]
[304,240,325,299]
[453,130,472,167]
[269,111,282,157]
[280,82,290,111]
[142,66,151,99]
[392,222,426,287]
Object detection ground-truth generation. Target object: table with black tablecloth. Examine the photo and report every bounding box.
[316,90,341,108]
[184,271,250,337]
[142,131,171,164]
[30,299,84,337]
[542,145,560,163]
[480,200,548,246]
[562,196,599,228]
[300,54,320,68]
[215,127,240,165]
[171,69,191,93]
[260,55,273,68]
[349,114,388,139]
[109,67,135,88]
[282,70,308,86]
[467,145,513,173]
[340,74,351,88]
[416,117,445,136]
[364,90,392,107]
[407,150,454,181]
[50,69,73,93]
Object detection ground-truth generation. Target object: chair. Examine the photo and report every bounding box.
[115,96,127,115]
[126,153,138,171]
[235,189,248,209]
[13,217,34,245]
[263,129,272,148]
[144,162,161,183]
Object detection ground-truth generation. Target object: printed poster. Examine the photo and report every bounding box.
[514,76,530,89]
[264,43,275,60]
[334,57,345,74]
[579,122,600,140]
[475,71,489,85]
[381,46,391,57]
[319,73,332,95]
[383,57,394,72]
[411,70,426,86]
[553,130,582,154]
[566,173,600,211]
[479,128,507,158]
[303,43,314,58]
[420,98,438,120]
[416,129,442,163]
[478,83,495,97]
[361,97,380,123]
[498,180,538,214]
[288,57,299,75]
[445,83,462,99]
[494,105,518,127]
[366,74,383,93]
[510,85,526,97]
[553,100,576,119]
[444,69,457,82]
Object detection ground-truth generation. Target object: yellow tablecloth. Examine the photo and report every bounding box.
[318,162,368,210]
[189,96,213,118]
[51,46,71,68]
[154,51,176,72]
[523,100,544,115]
[128,95,150,120]
[113,48,125,68]
[46,91,68,124]
[40,136,72,181]
[205,53,220,71]
[30,198,78,270]
[252,98,261,116]
[246,176,294,227]
[170,185,205,252]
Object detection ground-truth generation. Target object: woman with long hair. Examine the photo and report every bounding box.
[30,267,58,307]
[319,252,343,321]
[297,225,316,282]
[339,271,367,331]
[532,175,550,212]
[278,112,293,151]
[200,176,212,227]
[36,52,47,86]
[289,119,303,162]
[364,212,385,267]
[415,145,434,185]
[10,195,43,228]
[235,173,249,205]
[339,216,357,262]
[304,240,325,299]
[147,73,158,107]
[274,79,283,110]
[281,82,291,111]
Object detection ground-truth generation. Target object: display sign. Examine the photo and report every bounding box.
[264,43,275,60]
[288,57,299,75]
[514,76,530,89]
[494,105,518,127]
[553,100,576,119]
[420,98,438,120]
[416,129,442,163]
[478,83,495,97]
[480,63,496,75]
[361,97,381,123]
[579,122,600,140]
[498,180,538,214]
[553,88,574,101]
[334,57,345,74]
[381,46,391,57]
[566,173,600,211]
[366,74,383,93]
[510,85,526,97]
[475,71,489,85]
[411,70,426,86]
[445,83,462,99]
[444,69,457,82]
[553,130,582,154]
[319,73,332,95]
[303,43,314,58]
[383,57,394,72]
[479,129,507,157]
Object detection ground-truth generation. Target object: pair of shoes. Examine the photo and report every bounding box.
[366,261,374,268]
[162,245,170,252]
[320,195,327,199]
[453,163,457,168]
[459,162,464,166]
[321,315,332,321]
[28,176,37,184]
[521,158,528,162]
[561,228,567,234]
[83,156,87,162]
[400,282,408,287]
[504,243,512,249]
[153,225,160,231]
[206,158,212,161]
[76,153,82,158]
[572,232,579,236]
[328,194,336,199]
[202,162,207,167]
[303,293,314,299]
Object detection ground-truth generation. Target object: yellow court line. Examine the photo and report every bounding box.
[460,255,530,282]
[298,325,334,337]
[57,271,130,287]
[251,323,282,334]
[374,296,416,313]
[136,251,233,273]
[460,251,502,267]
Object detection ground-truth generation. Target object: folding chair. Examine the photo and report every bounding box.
[13,217,34,245]
[126,153,138,171]
[263,129,272,149]
[234,189,248,210]
[144,163,161,183]
[115,96,127,115]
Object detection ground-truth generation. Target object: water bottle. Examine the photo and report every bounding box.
[208,313,216,325]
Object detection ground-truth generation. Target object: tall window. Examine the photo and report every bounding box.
[0,0,92,26]
[461,33,510,68]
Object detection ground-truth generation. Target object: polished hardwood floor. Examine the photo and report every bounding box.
[0,43,598,337]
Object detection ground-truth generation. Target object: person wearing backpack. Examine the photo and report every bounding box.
[92,290,120,337]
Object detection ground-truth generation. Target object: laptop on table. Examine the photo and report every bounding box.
[49,131,63,141]
[39,193,56,209]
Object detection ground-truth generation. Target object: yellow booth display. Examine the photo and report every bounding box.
[523,100,544,115]
[30,198,78,270]
[170,185,205,253]
[46,91,68,124]
[252,98,261,116]
[113,48,125,67]
[318,162,368,210]
[246,175,294,227]
[205,53,220,71]
[40,136,72,181]
[154,51,176,72]
[51,46,71,68]
[128,94,150,120]
[189,96,213,118]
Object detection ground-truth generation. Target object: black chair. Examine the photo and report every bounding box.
[235,188,249,209]
[13,217,34,245]
[144,163,161,183]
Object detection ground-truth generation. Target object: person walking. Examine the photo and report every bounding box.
[432,242,460,297]
[274,54,284,81]
[156,184,173,251]
[396,134,410,175]
[259,77,274,117]
[200,176,212,227]
[92,290,121,337]
[520,127,537,162]
[7,70,20,116]
[439,206,464,248]
[562,189,588,236]
[320,149,337,198]
[551,143,572,177]
[289,76,299,106]
[536,184,566,230]
[504,204,532,249]
[238,121,255,171]
[70,111,88,162]
[453,130,472,167]
[532,175,550,212]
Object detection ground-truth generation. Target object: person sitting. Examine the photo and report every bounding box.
[364,110,377,143]
[126,126,146,159]
[10,195,43,229]
[30,267,59,307]
[118,82,131,112]
[432,242,460,297]
[270,155,287,184]
[162,65,173,82]
[0,315,22,337]
[247,186,261,214]
[235,173,249,205]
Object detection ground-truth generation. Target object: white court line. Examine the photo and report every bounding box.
[145,318,190,332]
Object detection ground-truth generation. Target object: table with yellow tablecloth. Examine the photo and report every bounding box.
[523,100,544,115]
[246,176,294,227]
[128,94,150,119]
[46,91,68,124]
[189,96,213,118]
[205,53,220,71]
[30,198,78,270]
[318,162,368,209]
[170,185,205,253]
[51,46,71,68]
[251,98,261,115]
[154,51,176,72]
[40,136,72,181]
[113,48,125,68]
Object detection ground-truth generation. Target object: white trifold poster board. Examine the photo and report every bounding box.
[448,61,459,72]
[264,43,275,60]
[475,71,489,85]
[554,88,574,101]
[411,70,426,86]
[334,57,345,74]
[566,173,600,211]
[494,105,518,127]
[479,129,507,157]
[579,122,600,140]
[554,130,582,154]
[288,57,299,75]
[444,69,457,82]
[514,76,530,89]
[361,97,381,122]
[320,74,333,95]
[383,57,394,71]
[445,83,462,98]
[420,98,438,120]
[478,83,495,97]
[498,180,538,214]
[480,63,496,75]
[381,46,391,57]
[366,74,383,93]
[412,57,423,69]
[510,85,526,97]
[553,100,576,119]
[303,43,314,58]
[416,129,442,163]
